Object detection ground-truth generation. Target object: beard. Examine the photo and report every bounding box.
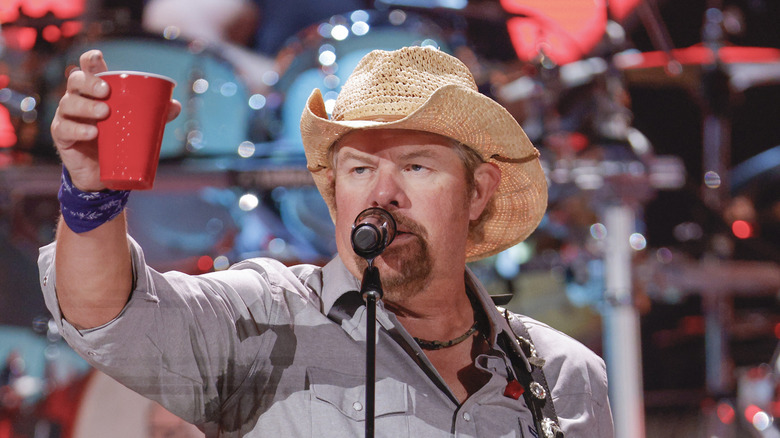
[351,212,433,303]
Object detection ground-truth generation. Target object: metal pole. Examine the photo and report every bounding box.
[365,290,378,438]
[602,205,646,438]
[360,265,383,438]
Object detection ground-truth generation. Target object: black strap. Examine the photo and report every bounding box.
[499,309,564,438]
[326,290,365,324]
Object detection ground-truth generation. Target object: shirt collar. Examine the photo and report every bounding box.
[321,255,361,315]
[320,255,532,371]
[465,265,532,372]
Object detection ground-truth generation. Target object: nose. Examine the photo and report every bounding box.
[369,167,408,210]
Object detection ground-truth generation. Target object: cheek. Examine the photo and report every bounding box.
[417,183,472,234]
[333,184,363,253]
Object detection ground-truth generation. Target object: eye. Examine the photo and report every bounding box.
[352,166,368,175]
[407,164,426,172]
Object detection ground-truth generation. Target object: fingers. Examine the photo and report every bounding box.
[67,51,110,99]
[54,50,111,149]
[58,92,109,120]
[79,50,108,76]
[167,99,182,123]
[51,108,99,148]
[52,90,109,149]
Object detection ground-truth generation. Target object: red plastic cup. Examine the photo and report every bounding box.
[96,71,176,190]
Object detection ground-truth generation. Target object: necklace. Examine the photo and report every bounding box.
[413,320,479,350]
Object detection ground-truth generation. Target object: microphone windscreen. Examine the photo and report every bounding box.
[353,224,381,254]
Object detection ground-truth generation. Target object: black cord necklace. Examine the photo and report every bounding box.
[413,319,479,350]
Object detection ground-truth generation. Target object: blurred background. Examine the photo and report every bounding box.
[0,0,778,436]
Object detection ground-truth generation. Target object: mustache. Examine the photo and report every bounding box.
[389,212,427,240]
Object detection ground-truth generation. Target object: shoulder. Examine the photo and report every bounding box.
[511,313,607,394]
[500,310,603,370]
[208,257,325,309]
[504,311,613,436]
[229,257,322,287]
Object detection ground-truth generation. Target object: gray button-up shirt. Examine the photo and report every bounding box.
[39,237,613,437]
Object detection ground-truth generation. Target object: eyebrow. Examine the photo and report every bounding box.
[398,149,438,161]
[335,145,442,166]
[334,150,374,168]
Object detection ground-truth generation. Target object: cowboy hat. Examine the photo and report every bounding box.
[300,46,547,261]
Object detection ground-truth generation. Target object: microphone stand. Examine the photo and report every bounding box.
[360,261,383,438]
[351,206,395,438]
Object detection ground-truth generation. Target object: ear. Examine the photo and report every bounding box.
[469,162,500,221]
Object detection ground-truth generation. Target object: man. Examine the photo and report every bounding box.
[40,46,613,437]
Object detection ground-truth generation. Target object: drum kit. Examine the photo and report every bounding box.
[1,1,779,437]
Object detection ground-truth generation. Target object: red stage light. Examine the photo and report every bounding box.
[731,220,753,239]
[51,0,85,19]
[1,0,86,50]
[744,404,762,424]
[608,0,641,21]
[501,0,608,65]
[61,20,83,38]
[716,402,735,424]
[197,255,213,272]
[20,0,49,18]
[2,27,37,51]
[42,24,61,43]
[0,105,18,148]
[0,0,20,23]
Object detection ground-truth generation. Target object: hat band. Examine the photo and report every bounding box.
[490,150,540,164]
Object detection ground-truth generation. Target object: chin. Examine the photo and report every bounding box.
[351,237,433,302]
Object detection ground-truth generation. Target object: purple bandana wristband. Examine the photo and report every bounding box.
[58,166,130,233]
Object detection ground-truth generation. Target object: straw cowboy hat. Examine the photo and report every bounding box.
[300,46,548,261]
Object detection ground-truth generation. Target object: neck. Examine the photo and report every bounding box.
[384,274,476,341]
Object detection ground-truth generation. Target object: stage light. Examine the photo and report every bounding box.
[629,233,647,251]
[745,404,762,424]
[238,193,259,211]
[589,223,607,240]
[213,256,230,271]
[731,220,753,239]
[319,50,337,66]
[248,94,267,110]
[716,402,735,424]
[704,170,722,188]
[42,25,61,43]
[237,141,255,158]
[197,255,213,272]
[331,24,349,41]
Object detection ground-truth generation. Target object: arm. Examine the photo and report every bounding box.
[50,50,181,329]
[54,211,132,329]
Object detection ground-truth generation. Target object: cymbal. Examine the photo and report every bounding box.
[615,45,780,90]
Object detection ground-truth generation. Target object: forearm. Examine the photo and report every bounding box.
[55,210,133,329]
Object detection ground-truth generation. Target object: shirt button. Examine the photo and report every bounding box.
[352,402,363,412]
[43,276,48,286]
[463,412,472,422]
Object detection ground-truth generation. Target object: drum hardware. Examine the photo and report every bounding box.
[488,6,696,436]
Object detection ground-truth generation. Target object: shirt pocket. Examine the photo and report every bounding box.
[307,367,410,438]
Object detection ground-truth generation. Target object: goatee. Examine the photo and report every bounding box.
[352,212,432,302]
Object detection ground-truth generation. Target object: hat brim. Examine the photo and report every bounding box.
[300,84,548,262]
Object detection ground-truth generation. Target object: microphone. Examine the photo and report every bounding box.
[351,207,397,260]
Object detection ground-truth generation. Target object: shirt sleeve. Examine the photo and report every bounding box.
[520,316,615,438]
[38,235,318,426]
